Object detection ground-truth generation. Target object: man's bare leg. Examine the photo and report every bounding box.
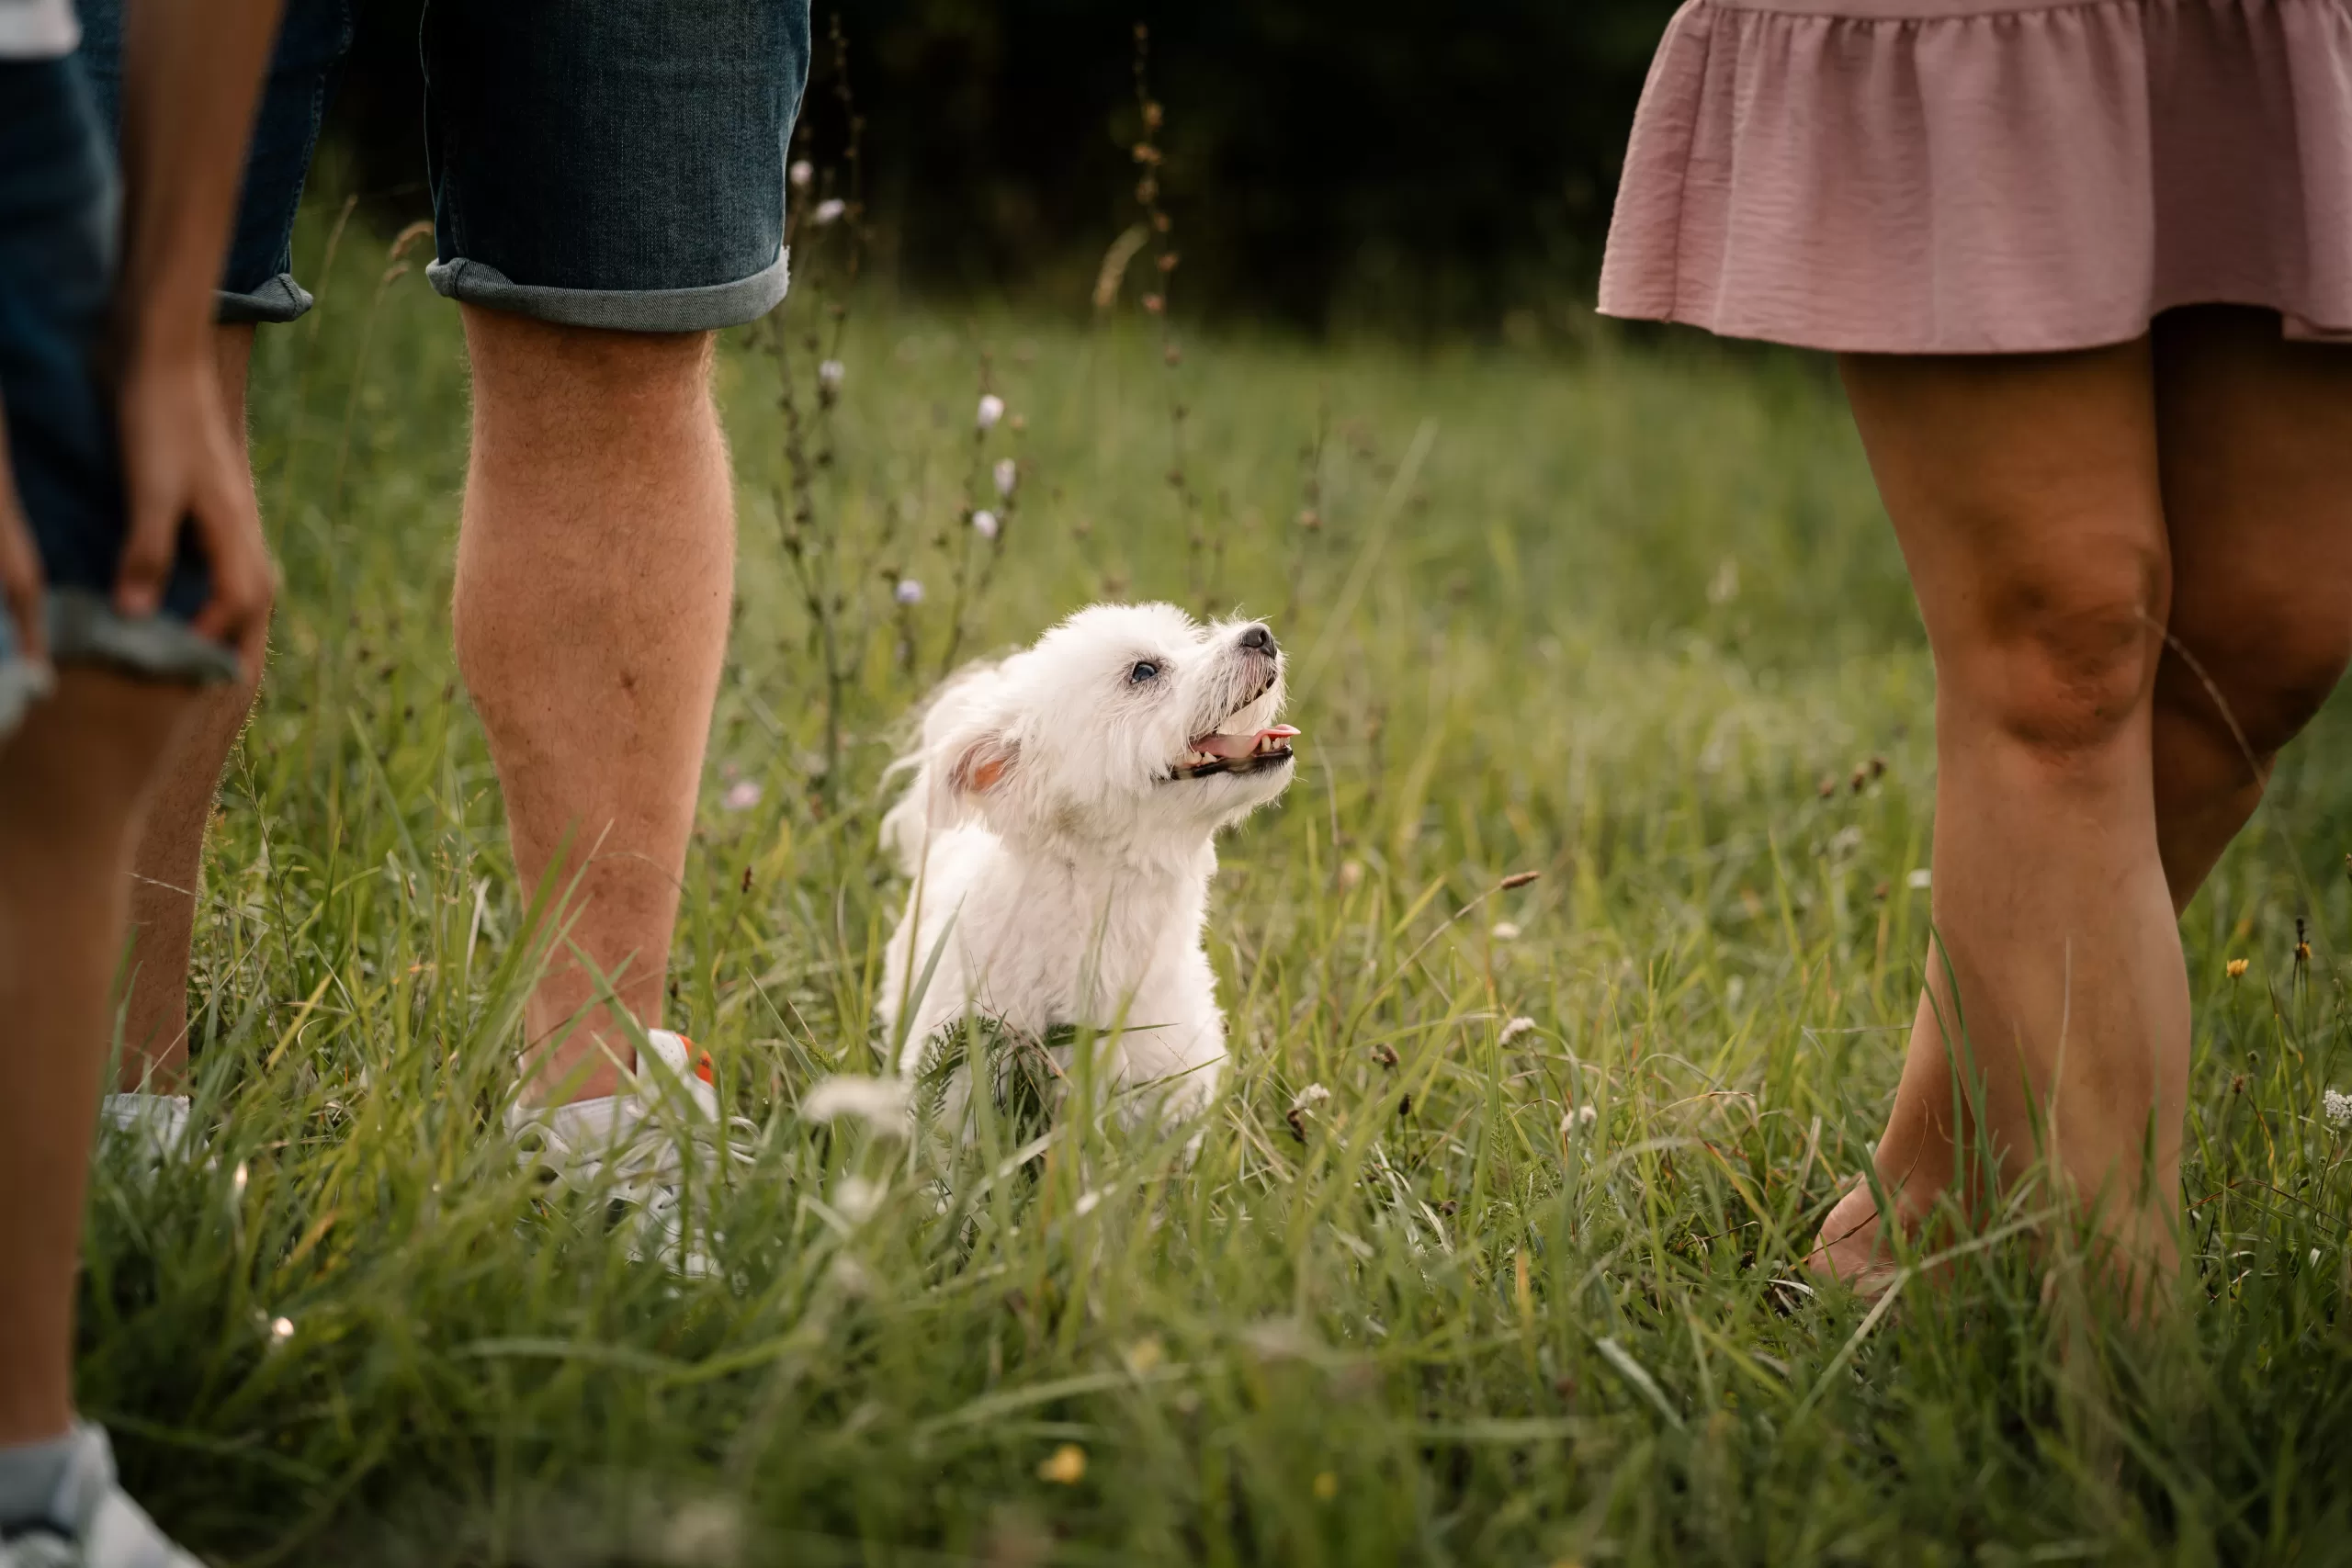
[0,672,192,1446]
[451,307,733,1105]
[116,323,261,1091]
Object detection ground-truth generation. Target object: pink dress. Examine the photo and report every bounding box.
[1597,0,2352,353]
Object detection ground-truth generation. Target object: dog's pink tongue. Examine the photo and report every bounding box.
[1193,725,1299,759]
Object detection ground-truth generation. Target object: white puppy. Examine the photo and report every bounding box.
[878,603,1297,1122]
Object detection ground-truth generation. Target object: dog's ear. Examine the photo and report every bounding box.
[946,730,1020,797]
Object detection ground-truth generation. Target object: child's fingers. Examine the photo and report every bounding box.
[113,479,177,620]
[0,497,47,668]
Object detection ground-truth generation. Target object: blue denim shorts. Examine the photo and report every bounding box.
[73,0,811,333]
[0,58,241,738]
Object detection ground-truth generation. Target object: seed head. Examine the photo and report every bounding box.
[789,159,814,190]
[894,578,924,605]
[994,457,1019,498]
[970,509,1000,540]
[976,393,1006,431]
[1498,1016,1536,1044]
[802,1075,915,1137]
[720,779,763,812]
[817,358,844,389]
[811,197,846,225]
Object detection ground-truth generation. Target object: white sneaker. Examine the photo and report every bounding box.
[506,1030,746,1276]
[0,1425,203,1568]
[96,1095,198,1169]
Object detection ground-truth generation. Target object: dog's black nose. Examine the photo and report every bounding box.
[1238,623,1276,654]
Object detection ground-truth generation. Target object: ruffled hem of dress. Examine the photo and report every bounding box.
[1597,0,2352,353]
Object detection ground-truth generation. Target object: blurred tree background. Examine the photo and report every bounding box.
[327,0,1679,337]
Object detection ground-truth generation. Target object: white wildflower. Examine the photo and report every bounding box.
[801,1074,914,1137]
[827,1255,872,1296]
[1707,557,1740,606]
[812,197,846,225]
[1291,1083,1331,1111]
[834,1175,884,1224]
[1242,1318,1316,1361]
[1905,868,1932,890]
[976,393,1005,431]
[1498,1016,1536,1045]
[970,509,999,540]
[719,779,762,811]
[2324,1087,2352,1130]
[660,1498,743,1564]
[1490,921,1521,942]
[893,578,924,605]
[268,1315,294,1343]
[1561,1105,1598,1135]
[789,159,814,190]
[818,358,844,389]
[994,457,1018,498]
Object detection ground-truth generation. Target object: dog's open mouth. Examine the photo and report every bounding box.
[1172,724,1299,780]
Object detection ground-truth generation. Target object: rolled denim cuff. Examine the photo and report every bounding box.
[425,247,790,333]
[217,272,314,325]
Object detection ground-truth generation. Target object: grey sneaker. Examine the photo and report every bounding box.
[507,1029,746,1276]
[0,1426,201,1568]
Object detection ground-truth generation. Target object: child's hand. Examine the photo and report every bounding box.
[0,398,49,668]
[113,351,273,679]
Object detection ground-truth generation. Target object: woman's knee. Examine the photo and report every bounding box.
[1948,545,2168,760]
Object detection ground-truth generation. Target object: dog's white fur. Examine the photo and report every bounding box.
[878,603,1295,1119]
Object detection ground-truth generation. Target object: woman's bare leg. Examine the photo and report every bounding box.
[1809,342,2188,1304]
[2148,307,2352,908]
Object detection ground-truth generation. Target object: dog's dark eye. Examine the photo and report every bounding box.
[1128,660,1161,684]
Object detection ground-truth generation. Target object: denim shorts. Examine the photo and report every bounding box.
[0,57,240,737]
[73,0,811,333]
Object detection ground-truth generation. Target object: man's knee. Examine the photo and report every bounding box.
[461,306,716,424]
[1957,547,2167,760]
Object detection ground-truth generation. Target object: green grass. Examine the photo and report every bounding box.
[77,202,2352,1566]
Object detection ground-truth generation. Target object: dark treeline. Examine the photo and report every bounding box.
[327,0,1681,334]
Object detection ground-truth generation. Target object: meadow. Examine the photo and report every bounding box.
[75,197,2352,1566]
